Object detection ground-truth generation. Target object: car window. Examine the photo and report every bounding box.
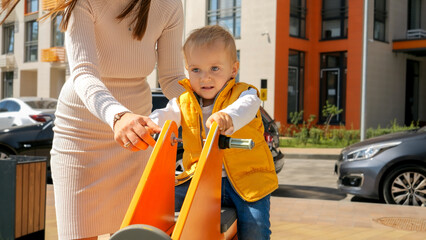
[0,101,7,112]
[152,94,169,111]
[25,100,57,109]
[4,100,20,112]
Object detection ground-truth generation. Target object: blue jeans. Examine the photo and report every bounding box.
[175,177,271,240]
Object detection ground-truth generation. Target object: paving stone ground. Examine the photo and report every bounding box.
[44,148,426,239]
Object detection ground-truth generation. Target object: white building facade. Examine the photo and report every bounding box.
[0,0,67,99]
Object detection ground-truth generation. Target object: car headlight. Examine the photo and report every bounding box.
[346,141,401,161]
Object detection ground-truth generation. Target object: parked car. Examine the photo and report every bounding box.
[335,127,426,206]
[0,117,54,182]
[0,97,57,129]
[152,89,284,175]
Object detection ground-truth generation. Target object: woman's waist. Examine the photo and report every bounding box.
[58,78,152,116]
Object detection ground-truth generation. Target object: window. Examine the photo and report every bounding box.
[319,52,347,124]
[322,0,348,39]
[408,0,421,30]
[2,23,14,54]
[26,0,38,14]
[374,0,387,41]
[290,0,306,38]
[25,20,38,62]
[287,50,304,123]
[52,15,64,47]
[2,72,13,98]
[208,0,241,38]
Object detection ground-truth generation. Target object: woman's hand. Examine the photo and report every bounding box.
[113,113,161,151]
[206,112,234,135]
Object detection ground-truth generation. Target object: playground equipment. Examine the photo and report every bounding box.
[110,120,254,240]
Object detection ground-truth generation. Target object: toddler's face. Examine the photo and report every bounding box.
[185,41,239,106]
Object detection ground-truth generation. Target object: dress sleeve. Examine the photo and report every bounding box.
[156,0,186,100]
[65,0,129,129]
[219,88,261,134]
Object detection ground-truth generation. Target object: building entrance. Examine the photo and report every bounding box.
[405,60,419,126]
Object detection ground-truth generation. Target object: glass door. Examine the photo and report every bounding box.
[320,68,341,121]
[288,66,299,120]
[405,60,419,126]
[3,71,13,98]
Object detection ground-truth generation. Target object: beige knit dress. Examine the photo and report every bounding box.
[50,0,185,238]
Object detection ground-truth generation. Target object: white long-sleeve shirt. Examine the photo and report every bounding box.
[150,88,261,135]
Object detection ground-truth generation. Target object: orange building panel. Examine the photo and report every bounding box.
[393,39,426,51]
[275,0,364,129]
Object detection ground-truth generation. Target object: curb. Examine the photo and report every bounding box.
[284,153,339,160]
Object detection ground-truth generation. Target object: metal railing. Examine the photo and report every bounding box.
[0,54,15,68]
[407,29,426,39]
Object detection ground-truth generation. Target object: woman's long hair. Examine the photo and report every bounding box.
[1,0,151,40]
[0,0,20,25]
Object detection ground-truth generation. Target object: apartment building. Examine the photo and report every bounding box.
[0,0,67,99]
[1,0,425,130]
[0,0,279,120]
[276,0,426,129]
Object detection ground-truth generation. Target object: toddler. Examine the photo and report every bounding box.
[150,25,278,240]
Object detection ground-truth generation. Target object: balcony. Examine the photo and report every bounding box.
[0,54,15,68]
[393,29,426,57]
[41,47,66,62]
[42,0,58,11]
[407,29,426,39]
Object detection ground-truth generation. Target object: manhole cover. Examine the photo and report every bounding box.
[374,217,426,232]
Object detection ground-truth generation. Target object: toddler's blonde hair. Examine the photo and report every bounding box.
[183,25,237,63]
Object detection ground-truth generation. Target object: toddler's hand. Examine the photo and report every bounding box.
[206,112,234,135]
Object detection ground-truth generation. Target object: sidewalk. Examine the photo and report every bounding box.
[270,196,426,239]
[45,185,426,240]
[281,147,342,160]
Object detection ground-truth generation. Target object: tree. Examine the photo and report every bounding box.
[322,101,343,137]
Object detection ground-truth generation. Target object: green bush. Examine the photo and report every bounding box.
[280,116,418,148]
[281,102,419,148]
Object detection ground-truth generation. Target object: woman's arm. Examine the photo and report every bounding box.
[65,0,129,129]
[65,0,159,151]
[156,0,186,100]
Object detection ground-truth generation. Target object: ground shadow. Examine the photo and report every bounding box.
[350,195,385,204]
[272,184,347,201]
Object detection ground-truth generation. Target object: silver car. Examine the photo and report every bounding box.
[335,126,426,206]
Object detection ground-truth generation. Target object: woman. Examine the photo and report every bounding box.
[3,0,185,239]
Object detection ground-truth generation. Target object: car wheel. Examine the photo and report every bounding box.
[383,165,426,206]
